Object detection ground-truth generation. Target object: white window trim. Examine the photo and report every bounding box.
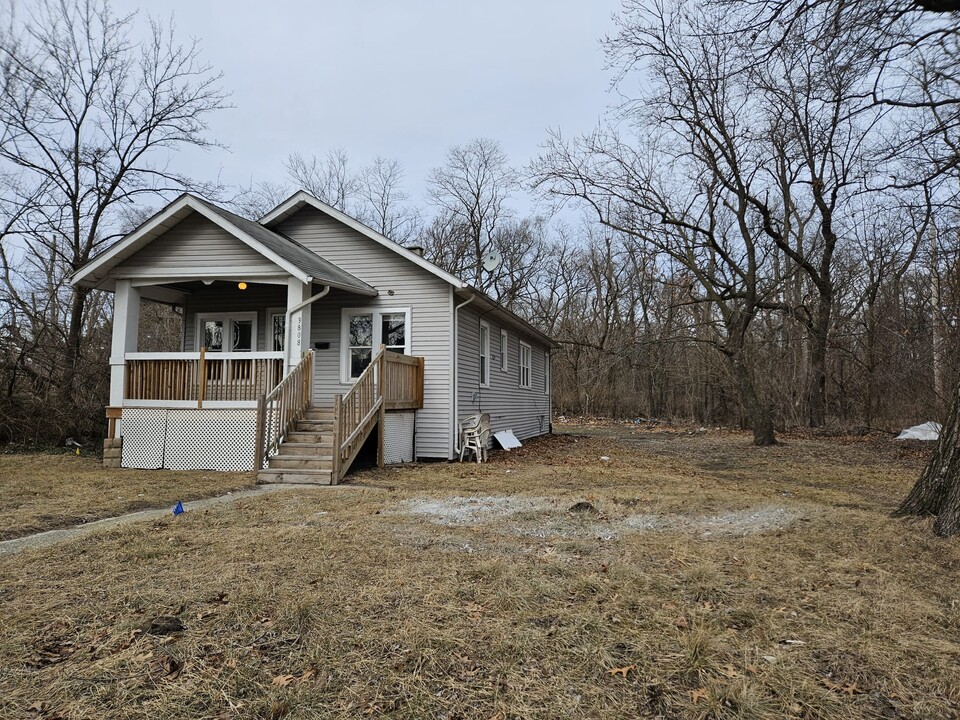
[196,312,258,352]
[479,320,491,388]
[500,329,509,372]
[544,351,550,395]
[519,341,531,389]
[340,306,411,383]
[267,307,285,352]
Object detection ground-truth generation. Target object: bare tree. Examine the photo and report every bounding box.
[0,0,226,438]
[285,149,358,211]
[356,156,420,244]
[423,138,518,292]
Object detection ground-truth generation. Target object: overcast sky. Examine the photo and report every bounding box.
[111,0,623,211]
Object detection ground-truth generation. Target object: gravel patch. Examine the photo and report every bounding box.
[393,495,810,540]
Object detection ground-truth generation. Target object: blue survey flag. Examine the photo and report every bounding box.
[172,500,184,516]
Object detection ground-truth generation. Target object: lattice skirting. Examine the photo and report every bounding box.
[384,411,415,464]
[120,408,257,472]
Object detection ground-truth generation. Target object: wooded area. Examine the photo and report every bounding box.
[1,0,959,526]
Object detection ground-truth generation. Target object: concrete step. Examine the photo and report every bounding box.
[268,455,334,470]
[286,431,335,444]
[258,468,332,485]
[278,441,334,455]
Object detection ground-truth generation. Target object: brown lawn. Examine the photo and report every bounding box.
[0,452,254,541]
[0,426,958,719]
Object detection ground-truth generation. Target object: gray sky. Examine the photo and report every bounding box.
[112,0,623,211]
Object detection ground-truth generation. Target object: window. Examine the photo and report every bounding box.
[519,341,531,389]
[479,320,490,387]
[341,307,410,381]
[268,310,285,352]
[196,313,257,352]
[500,329,508,371]
[544,351,550,394]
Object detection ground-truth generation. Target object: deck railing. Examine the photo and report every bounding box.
[332,346,425,483]
[254,351,314,470]
[125,351,285,404]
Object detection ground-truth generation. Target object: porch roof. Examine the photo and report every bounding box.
[70,194,377,297]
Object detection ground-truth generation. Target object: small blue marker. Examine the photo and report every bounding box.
[172,500,184,516]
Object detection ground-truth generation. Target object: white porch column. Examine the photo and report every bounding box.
[286,277,312,371]
[109,279,141,425]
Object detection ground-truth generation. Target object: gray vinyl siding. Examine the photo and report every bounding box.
[457,306,552,442]
[183,283,287,351]
[116,212,279,274]
[272,207,453,459]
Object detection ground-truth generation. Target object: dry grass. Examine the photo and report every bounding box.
[1,427,959,719]
[0,452,254,540]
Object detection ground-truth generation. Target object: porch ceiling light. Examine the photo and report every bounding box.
[202,279,214,286]
[238,282,248,290]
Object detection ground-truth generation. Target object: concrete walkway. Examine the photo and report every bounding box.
[0,483,311,558]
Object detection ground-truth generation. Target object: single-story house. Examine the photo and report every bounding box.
[71,190,557,483]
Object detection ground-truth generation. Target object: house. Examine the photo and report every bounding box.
[71,191,557,483]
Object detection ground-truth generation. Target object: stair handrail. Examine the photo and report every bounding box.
[254,350,314,471]
[332,345,386,484]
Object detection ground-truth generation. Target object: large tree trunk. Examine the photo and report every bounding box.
[894,379,960,536]
[62,286,89,402]
[807,294,831,428]
[729,353,776,446]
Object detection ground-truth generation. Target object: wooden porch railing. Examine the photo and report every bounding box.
[125,351,284,404]
[332,346,425,483]
[254,351,314,470]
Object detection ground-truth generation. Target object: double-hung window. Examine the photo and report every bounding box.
[519,341,531,389]
[479,320,490,388]
[341,307,410,382]
[500,329,509,371]
[544,351,550,394]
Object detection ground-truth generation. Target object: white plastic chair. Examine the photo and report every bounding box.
[459,413,491,463]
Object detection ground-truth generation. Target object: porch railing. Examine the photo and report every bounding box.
[125,351,284,404]
[254,351,314,470]
[332,346,425,483]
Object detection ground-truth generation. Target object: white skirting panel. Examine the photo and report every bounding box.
[384,411,415,464]
[121,407,257,472]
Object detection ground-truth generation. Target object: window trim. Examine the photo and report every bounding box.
[544,350,550,395]
[479,320,491,388]
[195,312,258,352]
[519,341,531,389]
[500,329,509,372]
[340,306,411,383]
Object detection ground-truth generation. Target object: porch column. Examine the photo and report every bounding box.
[109,279,141,430]
[286,277,312,371]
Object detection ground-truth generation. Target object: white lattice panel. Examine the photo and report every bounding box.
[121,408,166,469]
[384,411,415,464]
[120,408,258,472]
[164,409,258,471]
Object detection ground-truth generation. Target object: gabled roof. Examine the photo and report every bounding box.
[260,191,469,290]
[261,190,559,349]
[71,193,377,296]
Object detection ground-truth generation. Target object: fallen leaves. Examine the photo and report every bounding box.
[607,664,635,678]
[821,677,862,695]
[271,674,296,687]
[690,687,710,704]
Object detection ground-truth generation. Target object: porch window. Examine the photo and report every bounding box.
[341,307,411,381]
[268,311,285,352]
[519,341,531,389]
[197,313,257,352]
[479,320,490,388]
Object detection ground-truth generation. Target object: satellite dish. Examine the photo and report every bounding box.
[481,250,502,272]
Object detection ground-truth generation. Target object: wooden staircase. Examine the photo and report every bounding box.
[257,408,335,484]
[254,346,424,486]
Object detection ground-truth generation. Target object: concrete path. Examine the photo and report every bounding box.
[0,483,312,558]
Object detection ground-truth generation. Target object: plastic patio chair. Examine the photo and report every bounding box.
[459,413,491,463]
